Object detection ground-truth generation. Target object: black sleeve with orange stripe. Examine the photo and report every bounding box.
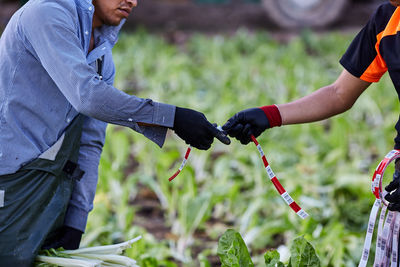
[339,3,395,82]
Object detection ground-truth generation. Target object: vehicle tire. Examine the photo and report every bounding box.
[261,0,349,29]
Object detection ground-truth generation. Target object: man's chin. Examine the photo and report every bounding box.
[104,18,124,27]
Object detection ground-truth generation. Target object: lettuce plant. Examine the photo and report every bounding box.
[218,229,320,267]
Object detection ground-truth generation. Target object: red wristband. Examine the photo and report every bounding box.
[260,105,282,128]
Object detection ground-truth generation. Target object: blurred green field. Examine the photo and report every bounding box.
[84,28,399,266]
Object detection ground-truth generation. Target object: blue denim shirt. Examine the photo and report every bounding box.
[0,0,175,231]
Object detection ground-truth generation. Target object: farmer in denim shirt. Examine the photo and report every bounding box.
[0,0,230,264]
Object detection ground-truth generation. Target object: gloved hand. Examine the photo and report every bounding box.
[223,105,282,144]
[222,108,269,144]
[41,226,83,250]
[385,165,400,211]
[172,107,231,150]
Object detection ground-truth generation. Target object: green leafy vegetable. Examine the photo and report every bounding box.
[289,236,321,267]
[217,229,254,267]
[264,250,284,267]
[218,230,320,267]
[141,257,158,267]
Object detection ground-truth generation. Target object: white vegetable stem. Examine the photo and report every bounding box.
[36,255,102,267]
[73,254,137,266]
[62,236,142,255]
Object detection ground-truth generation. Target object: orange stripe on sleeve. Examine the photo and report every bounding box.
[360,32,387,83]
[382,7,400,36]
[360,7,400,82]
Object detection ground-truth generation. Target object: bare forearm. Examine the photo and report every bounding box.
[277,70,371,125]
[278,84,347,124]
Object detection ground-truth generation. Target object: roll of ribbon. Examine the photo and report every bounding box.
[359,150,400,267]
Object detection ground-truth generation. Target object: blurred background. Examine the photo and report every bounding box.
[0,0,394,266]
[0,0,383,32]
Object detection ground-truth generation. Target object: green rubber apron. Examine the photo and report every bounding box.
[0,114,84,266]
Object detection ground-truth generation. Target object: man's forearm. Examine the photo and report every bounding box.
[278,69,371,125]
[278,84,346,125]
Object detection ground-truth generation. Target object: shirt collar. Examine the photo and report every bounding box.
[74,0,125,46]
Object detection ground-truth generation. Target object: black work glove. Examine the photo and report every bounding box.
[385,167,400,211]
[41,226,83,250]
[172,107,231,150]
[222,108,270,145]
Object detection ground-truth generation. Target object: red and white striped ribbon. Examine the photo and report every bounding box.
[250,135,309,219]
[167,130,308,219]
[168,146,191,181]
[169,125,225,181]
[359,149,400,267]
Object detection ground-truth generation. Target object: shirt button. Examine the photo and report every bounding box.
[85,31,89,35]
[88,7,93,11]
[67,118,71,123]
[128,118,133,122]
